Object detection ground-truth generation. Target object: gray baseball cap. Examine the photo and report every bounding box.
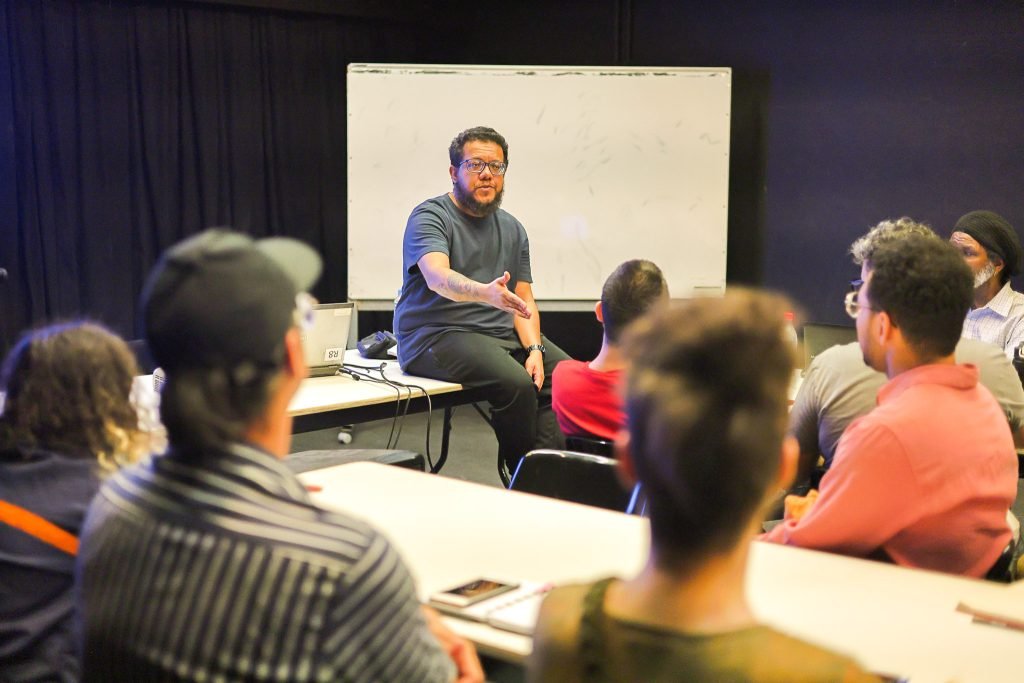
[141,228,322,373]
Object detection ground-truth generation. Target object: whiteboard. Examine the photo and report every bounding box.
[347,64,731,303]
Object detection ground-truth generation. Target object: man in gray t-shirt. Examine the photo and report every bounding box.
[394,126,569,483]
[791,338,1024,474]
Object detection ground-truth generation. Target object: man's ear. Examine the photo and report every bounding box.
[876,310,896,344]
[449,165,458,185]
[614,430,637,489]
[594,300,604,324]
[283,327,308,381]
[992,256,1005,277]
[775,435,799,491]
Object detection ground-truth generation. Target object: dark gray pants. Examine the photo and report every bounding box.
[406,331,569,480]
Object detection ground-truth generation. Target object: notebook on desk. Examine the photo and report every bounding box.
[429,581,554,635]
[301,303,354,377]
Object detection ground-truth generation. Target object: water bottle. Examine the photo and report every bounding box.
[783,311,799,350]
[784,312,801,398]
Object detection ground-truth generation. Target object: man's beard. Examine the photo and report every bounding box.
[453,182,504,216]
[974,262,996,288]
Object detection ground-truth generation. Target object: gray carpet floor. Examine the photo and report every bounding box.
[289,404,504,487]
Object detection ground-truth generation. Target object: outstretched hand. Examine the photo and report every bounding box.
[483,271,531,319]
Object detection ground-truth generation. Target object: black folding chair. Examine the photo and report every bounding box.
[508,449,635,513]
[564,435,614,457]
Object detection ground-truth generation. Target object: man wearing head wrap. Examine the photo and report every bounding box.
[950,210,1024,359]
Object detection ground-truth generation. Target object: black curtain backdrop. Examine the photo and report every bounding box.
[453,0,1024,328]
[0,0,430,351]
[2,0,1022,360]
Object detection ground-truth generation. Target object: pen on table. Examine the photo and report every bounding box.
[955,601,1024,632]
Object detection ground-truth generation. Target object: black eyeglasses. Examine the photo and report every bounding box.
[458,159,508,176]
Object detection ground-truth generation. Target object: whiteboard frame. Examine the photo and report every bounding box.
[347,63,731,308]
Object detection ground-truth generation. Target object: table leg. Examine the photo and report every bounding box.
[431,406,454,474]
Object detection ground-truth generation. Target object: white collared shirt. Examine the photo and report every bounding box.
[963,281,1024,359]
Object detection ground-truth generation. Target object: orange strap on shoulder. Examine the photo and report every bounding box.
[0,500,79,556]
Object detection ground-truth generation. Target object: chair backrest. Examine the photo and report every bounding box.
[984,536,1019,583]
[625,483,647,516]
[508,449,632,512]
[564,435,615,457]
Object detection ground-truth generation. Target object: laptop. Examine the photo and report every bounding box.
[802,322,857,370]
[300,303,354,377]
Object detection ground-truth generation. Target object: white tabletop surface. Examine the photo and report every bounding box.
[138,352,465,420]
[288,350,465,416]
[300,462,1024,682]
[140,358,796,418]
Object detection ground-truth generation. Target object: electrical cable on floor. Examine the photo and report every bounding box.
[342,362,434,464]
[387,382,413,448]
[376,370,431,461]
[337,365,403,447]
[388,379,434,470]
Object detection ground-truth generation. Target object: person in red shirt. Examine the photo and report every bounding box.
[552,259,667,441]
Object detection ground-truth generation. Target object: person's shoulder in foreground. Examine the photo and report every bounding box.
[530,579,879,683]
[82,442,457,682]
[531,289,875,682]
[0,321,150,683]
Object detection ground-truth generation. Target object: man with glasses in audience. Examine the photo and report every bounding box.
[394,126,569,483]
[788,219,1024,495]
[764,233,1018,577]
[77,229,483,682]
[950,210,1024,359]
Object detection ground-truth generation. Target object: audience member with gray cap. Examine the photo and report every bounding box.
[950,210,1024,359]
[75,228,482,682]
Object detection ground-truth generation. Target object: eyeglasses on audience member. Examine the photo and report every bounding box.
[843,281,876,319]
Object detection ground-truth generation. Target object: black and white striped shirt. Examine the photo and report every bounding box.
[75,443,454,682]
